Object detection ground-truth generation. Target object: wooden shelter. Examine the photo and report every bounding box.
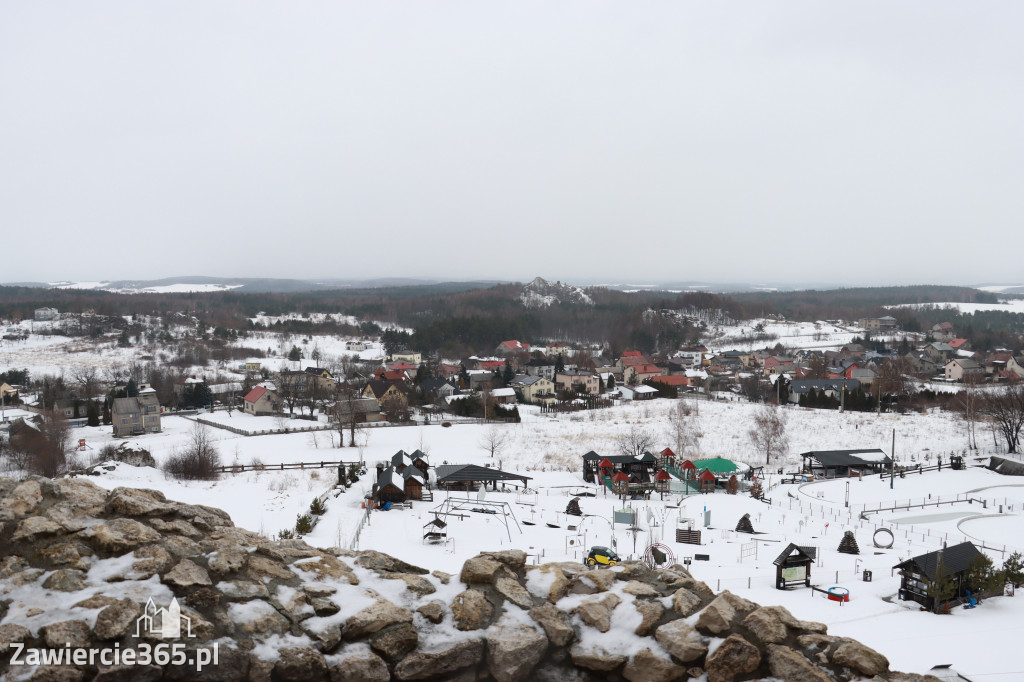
[893,541,983,610]
[435,464,531,491]
[774,543,815,590]
[800,449,891,478]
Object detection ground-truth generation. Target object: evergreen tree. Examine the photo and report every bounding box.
[608,374,616,390]
[196,383,213,408]
[288,346,302,362]
[554,354,565,374]
[86,401,100,427]
[102,399,112,425]
[1003,551,1024,587]
[927,562,957,613]
[126,378,139,398]
[502,362,514,387]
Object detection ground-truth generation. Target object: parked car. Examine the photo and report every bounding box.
[585,546,620,568]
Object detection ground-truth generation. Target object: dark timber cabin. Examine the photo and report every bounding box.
[893,541,983,610]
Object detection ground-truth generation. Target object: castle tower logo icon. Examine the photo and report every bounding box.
[134,597,194,639]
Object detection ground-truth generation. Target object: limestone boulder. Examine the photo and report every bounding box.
[529,603,574,647]
[344,599,414,639]
[496,576,535,608]
[831,640,890,677]
[1,479,42,515]
[370,622,419,661]
[695,591,756,636]
[163,559,212,589]
[487,624,548,682]
[94,600,145,640]
[767,644,833,682]
[328,651,390,682]
[273,647,328,682]
[451,589,494,631]
[622,647,687,682]
[654,619,707,663]
[705,634,761,682]
[394,638,484,680]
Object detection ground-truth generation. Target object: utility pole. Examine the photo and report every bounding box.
[890,428,895,490]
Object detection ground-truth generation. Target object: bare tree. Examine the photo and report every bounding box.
[954,374,984,450]
[802,355,829,380]
[163,422,222,480]
[876,356,916,410]
[8,412,73,477]
[335,382,363,447]
[617,424,655,458]
[665,402,701,459]
[747,404,789,465]
[479,425,511,459]
[72,367,100,401]
[979,384,1024,453]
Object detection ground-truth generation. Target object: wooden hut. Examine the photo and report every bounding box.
[403,466,425,501]
[774,543,815,590]
[893,541,983,611]
[375,466,406,504]
[409,449,430,480]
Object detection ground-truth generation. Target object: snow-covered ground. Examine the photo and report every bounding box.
[46,396,1023,681]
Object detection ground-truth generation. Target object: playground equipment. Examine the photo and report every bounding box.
[811,585,850,604]
[642,542,676,570]
[873,527,895,549]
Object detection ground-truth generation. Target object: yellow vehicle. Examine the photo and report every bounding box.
[585,546,620,568]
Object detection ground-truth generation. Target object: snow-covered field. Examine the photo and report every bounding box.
[42,396,1022,681]
[704,319,910,353]
[890,299,1024,315]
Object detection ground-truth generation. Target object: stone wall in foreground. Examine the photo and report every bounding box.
[0,476,939,682]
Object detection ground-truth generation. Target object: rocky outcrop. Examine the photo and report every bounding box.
[0,477,936,681]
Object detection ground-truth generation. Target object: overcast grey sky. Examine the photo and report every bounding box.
[1,2,1021,287]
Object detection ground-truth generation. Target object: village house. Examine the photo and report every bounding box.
[522,357,556,380]
[390,350,422,365]
[33,307,59,321]
[944,358,984,383]
[362,380,407,408]
[345,340,368,352]
[555,369,600,396]
[1009,356,1024,379]
[858,316,899,332]
[930,322,955,341]
[787,379,862,404]
[418,377,459,401]
[983,351,1014,377]
[112,387,162,437]
[511,374,557,405]
[243,386,281,416]
[924,343,954,364]
[495,339,530,355]
[333,396,383,423]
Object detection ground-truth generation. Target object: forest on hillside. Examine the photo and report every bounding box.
[1,283,1020,356]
